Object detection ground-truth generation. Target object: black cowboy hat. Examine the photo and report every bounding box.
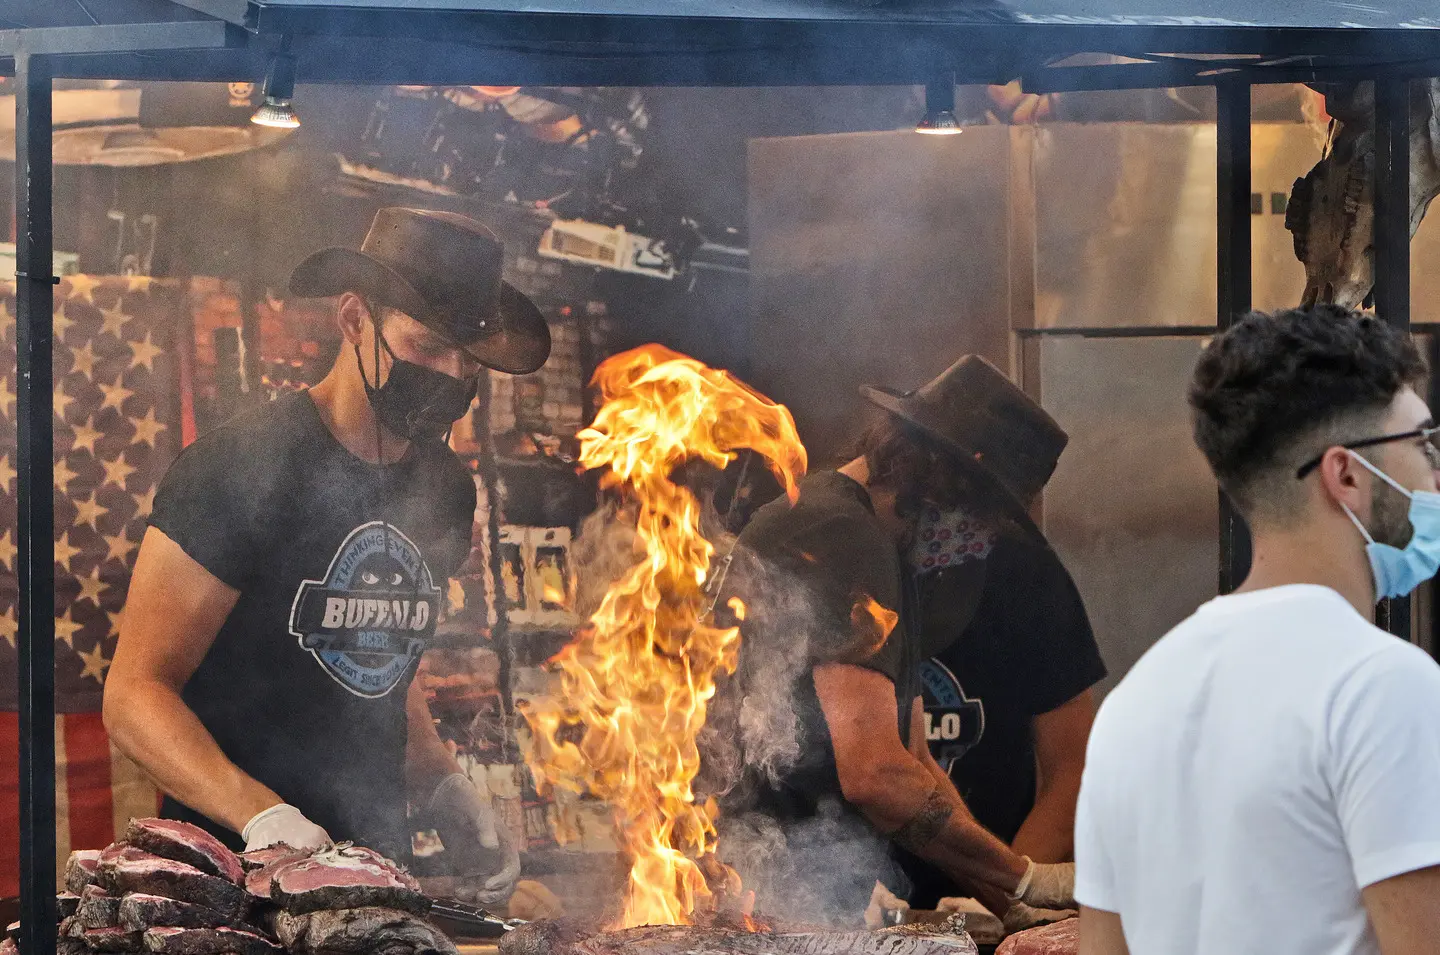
[860,355,1069,537]
[289,207,551,375]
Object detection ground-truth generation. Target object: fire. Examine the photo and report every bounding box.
[850,595,899,655]
[522,344,807,928]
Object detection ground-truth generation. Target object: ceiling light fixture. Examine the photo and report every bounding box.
[916,73,962,135]
[251,51,300,129]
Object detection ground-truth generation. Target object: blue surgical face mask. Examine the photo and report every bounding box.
[1340,451,1440,601]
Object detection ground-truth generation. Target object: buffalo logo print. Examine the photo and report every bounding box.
[919,658,985,773]
[288,521,440,698]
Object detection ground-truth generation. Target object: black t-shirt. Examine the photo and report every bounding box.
[713,470,918,915]
[148,391,475,857]
[901,534,1105,907]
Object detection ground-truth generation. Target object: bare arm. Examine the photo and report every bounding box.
[1079,906,1129,955]
[104,527,282,834]
[816,664,1027,915]
[1363,866,1440,955]
[405,676,465,801]
[907,695,954,790]
[1012,691,1096,863]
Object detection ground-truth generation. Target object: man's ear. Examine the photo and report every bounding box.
[336,292,370,346]
[1318,446,1367,517]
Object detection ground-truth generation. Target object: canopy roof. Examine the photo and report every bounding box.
[0,0,1438,87]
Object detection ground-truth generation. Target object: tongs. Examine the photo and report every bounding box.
[428,896,527,938]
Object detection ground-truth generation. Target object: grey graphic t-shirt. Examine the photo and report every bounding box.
[149,391,474,856]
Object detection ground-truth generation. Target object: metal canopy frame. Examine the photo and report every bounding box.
[3,4,1436,952]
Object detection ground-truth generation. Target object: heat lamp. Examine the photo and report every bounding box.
[251,53,301,129]
[916,74,962,135]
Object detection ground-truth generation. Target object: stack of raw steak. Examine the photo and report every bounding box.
[993,918,1079,955]
[51,819,455,955]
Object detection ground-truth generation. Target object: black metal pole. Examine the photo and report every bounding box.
[14,51,58,955]
[1374,74,1413,640]
[1216,78,1252,595]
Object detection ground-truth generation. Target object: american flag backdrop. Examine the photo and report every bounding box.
[0,276,187,894]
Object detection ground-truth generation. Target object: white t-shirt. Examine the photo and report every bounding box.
[1075,584,1440,955]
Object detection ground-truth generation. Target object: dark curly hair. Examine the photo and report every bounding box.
[1189,305,1426,520]
[851,415,1013,528]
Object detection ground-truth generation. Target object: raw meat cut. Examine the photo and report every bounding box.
[119,895,233,932]
[994,918,1079,955]
[243,848,311,901]
[501,921,979,955]
[274,906,457,955]
[269,846,428,916]
[66,849,104,895]
[125,819,244,886]
[75,887,123,929]
[58,893,82,919]
[0,938,13,955]
[59,941,89,955]
[239,844,302,873]
[141,926,281,955]
[79,925,144,952]
[98,847,246,920]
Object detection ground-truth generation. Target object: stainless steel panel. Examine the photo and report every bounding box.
[1034,121,1324,327]
[1039,335,1218,696]
[749,128,1013,463]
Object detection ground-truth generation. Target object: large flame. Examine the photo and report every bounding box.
[523,344,807,928]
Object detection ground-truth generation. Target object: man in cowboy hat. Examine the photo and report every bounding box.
[869,358,1104,913]
[712,355,1086,929]
[106,208,549,904]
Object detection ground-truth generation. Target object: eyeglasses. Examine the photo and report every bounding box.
[1296,426,1440,479]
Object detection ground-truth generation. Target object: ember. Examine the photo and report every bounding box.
[522,344,807,928]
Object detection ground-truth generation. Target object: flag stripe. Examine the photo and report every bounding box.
[0,711,16,897]
[64,712,114,853]
[54,713,71,887]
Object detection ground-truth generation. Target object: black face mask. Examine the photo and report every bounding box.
[356,333,477,443]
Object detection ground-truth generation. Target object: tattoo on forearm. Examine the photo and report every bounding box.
[891,786,954,854]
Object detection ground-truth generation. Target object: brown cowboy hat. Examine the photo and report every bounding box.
[860,355,1068,537]
[289,207,551,375]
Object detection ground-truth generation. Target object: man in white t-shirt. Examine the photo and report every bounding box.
[1075,305,1440,955]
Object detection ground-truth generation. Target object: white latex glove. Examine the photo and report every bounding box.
[1008,857,1075,909]
[429,773,500,850]
[864,881,910,929]
[1001,901,1078,935]
[453,819,522,907]
[242,804,331,852]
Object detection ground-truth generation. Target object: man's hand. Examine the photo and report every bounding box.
[243,804,331,852]
[453,822,522,907]
[1010,857,1076,909]
[430,773,522,905]
[1001,902,1077,935]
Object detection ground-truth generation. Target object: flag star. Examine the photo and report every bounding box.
[0,530,15,573]
[106,608,123,638]
[127,333,162,373]
[54,531,83,574]
[77,641,110,684]
[54,457,80,493]
[0,377,14,419]
[101,453,137,491]
[98,303,132,339]
[103,531,137,565]
[0,607,14,648]
[128,408,167,448]
[0,455,16,494]
[0,300,12,334]
[68,341,99,379]
[76,566,107,606]
[54,608,84,648]
[131,486,156,519]
[71,418,102,456]
[52,303,76,342]
[53,381,75,422]
[74,490,109,531]
[65,275,102,304]
[99,377,134,413]
[125,276,154,293]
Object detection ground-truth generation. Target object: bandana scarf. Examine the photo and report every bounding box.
[907,504,999,572]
